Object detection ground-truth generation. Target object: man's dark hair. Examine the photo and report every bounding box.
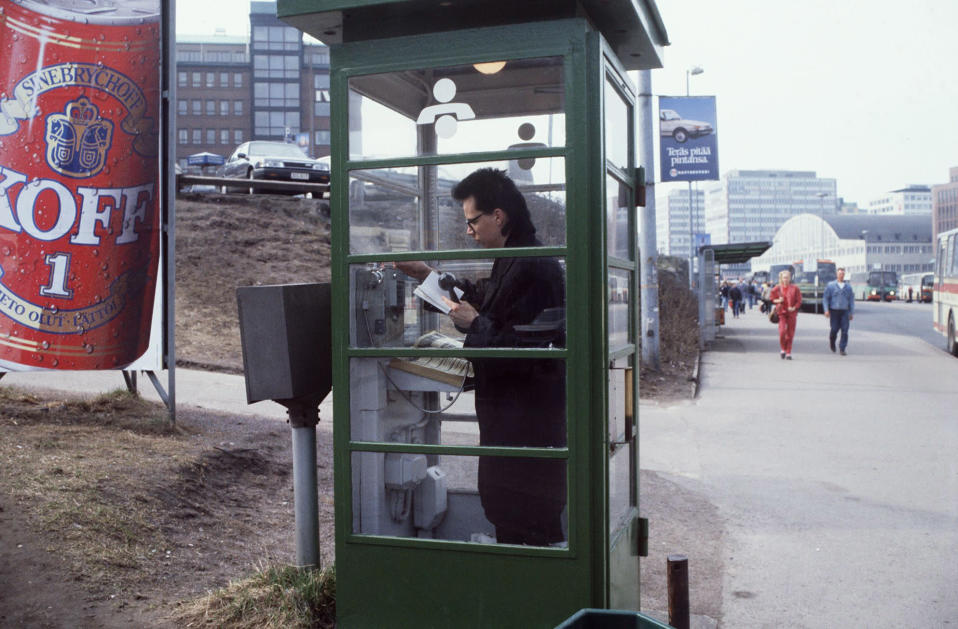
[837,266,845,272]
[451,168,535,238]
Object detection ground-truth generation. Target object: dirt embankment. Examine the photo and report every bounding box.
[174,192,331,372]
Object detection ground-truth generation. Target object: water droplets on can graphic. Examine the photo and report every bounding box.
[0,0,160,369]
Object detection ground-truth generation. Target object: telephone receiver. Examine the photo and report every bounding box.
[416,102,476,125]
[437,272,461,304]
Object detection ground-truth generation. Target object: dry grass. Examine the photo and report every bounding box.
[0,389,187,592]
[172,564,336,629]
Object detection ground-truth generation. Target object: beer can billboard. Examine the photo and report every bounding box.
[0,0,161,370]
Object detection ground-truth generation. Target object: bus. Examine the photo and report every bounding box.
[851,270,898,301]
[767,263,796,284]
[899,272,934,303]
[793,260,837,313]
[934,227,958,355]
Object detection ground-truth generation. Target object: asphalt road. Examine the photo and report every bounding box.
[849,300,945,353]
[640,308,958,627]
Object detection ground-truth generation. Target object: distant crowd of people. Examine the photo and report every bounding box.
[718,269,855,360]
[719,278,766,319]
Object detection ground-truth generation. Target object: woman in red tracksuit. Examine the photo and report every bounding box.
[769,270,802,360]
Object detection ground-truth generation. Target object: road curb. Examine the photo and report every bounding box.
[690,348,702,398]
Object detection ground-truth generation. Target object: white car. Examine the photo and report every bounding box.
[659,109,713,143]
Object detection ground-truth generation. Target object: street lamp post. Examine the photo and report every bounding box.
[685,65,703,287]
[816,192,830,313]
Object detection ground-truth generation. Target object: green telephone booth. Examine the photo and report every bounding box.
[278,2,668,627]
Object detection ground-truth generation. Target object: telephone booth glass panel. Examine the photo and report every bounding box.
[346,158,567,255]
[348,57,565,161]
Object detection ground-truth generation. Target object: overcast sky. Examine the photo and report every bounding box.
[177,0,958,205]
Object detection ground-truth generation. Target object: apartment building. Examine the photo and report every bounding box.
[174,1,331,169]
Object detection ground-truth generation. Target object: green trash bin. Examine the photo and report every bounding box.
[555,608,674,629]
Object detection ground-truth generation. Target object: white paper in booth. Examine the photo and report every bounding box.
[413,271,464,314]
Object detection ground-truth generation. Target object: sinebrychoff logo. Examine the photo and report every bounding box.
[0,62,156,158]
[45,97,114,178]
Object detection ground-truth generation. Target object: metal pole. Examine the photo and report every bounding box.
[637,70,660,369]
[688,181,695,288]
[292,424,320,568]
[668,554,690,629]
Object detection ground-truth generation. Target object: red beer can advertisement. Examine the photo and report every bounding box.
[0,0,161,370]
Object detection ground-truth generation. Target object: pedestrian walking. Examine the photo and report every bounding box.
[720,281,730,312]
[747,281,756,310]
[769,269,802,359]
[822,266,854,356]
[729,283,742,318]
[760,281,772,314]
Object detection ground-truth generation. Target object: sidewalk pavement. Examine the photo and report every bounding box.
[640,306,958,627]
[0,366,332,427]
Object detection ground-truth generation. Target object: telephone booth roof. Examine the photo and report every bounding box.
[278,0,669,70]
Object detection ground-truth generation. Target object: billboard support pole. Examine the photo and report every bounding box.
[161,0,177,424]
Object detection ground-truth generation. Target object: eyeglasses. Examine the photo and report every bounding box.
[464,213,485,231]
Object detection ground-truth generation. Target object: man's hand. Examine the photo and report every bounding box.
[825,311,830,318]
[393,261,432,282]
[849,314,854,321]
[442,297,478,329]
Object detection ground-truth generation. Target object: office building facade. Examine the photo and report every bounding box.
[655,188,705,256]
[704,170,837,275]
[175,2,331,170]
[932,167,958,242]
[866,185,933,216]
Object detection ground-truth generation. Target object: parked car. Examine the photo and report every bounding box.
[659,109,713,143]
[219,141,330,195]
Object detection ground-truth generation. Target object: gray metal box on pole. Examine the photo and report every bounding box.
[236,282,332,568]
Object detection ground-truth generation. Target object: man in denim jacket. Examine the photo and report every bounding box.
[823,267,855,355]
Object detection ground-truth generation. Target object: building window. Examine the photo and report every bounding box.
[206,72,215,88]
[206,129,216,144]
[254,110,300,138]
[220,100,229,116]
[313,74,330,89]
[253,81,299,108]
[177,72,187,87]
[234,129,243,144]
[220,72,229,87]
[206,100,216,116]
[192,72,201,87]
[191,100,202,116]
[314,130,331,146]
[234,100,243,116]
[220,129,229,145]
[253,25,300,51]
[234,72,243,87]
[309,48,330,66]
[314,102,330,116]
[192,129,202,144]
[253,54,300,79]
[177,100,187,115]
[178,129,188,144]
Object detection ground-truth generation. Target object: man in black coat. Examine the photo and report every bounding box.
[397,168,566,546]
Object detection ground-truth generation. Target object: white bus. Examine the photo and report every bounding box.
[933,227,958,355]
[899,272,933,303]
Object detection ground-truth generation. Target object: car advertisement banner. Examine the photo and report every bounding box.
[658,96,719,182]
